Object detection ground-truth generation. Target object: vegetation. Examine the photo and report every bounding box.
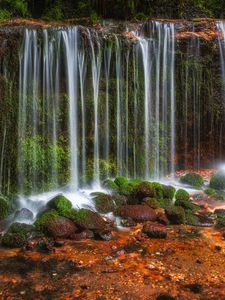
[210,171,225,190]
[175,189,190,202]
[0,196,10,219]
[0,0,225,20]
[180,173,204,188]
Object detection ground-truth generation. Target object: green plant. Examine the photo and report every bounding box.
[210,171,225,190]
[175,189,190,202]
[47,195,72,214]
[35,210,59,232]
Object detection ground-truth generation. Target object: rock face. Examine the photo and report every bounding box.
[46,217,78,239]
[14,208,34,221]
[119,205,157,222]
[142,223,167,239]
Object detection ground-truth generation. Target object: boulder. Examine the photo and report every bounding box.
[142,222,167,239]
[157,212,169,225]
[47,195,72,214]
[165,207,185,224]
[46,216,78,238]
[131,182,156,202]
[14,208,34,221]
[119,205,157,222]
[180,173,204,188]
[210,171,225,190]
[91,192,115,213]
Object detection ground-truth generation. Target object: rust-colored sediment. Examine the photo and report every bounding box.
[0,225,225,299]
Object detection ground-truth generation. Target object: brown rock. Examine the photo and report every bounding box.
[119,205,157,222]
[46,217,78,239]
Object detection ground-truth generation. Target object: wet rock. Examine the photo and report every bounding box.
[142,222,167,239]
[143,197,161,209]
[165,207,185,224]
[119,205,157,222]
[46,216,78,239]
[47,195,72,214]
[120,217,136,227]
[162,185,176,200]
[91,192,115,213]
[157,212,170,225]
[14,208,34,221]
[214,209,225,217]
[112,194,128,206]
[180,172,204,188]
[132,182,156,201]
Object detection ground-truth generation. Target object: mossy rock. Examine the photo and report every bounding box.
[175,189,190,202]
[175,198,198,212]
[1,222,35,248]
[114,176,129,187]
[152,182,163,200]
[205,188,224,200]
[103,179,118,191]
[131,181,156,202]
[165,206,185,224]
[47,195,72,214]
[112,194,127,206]
[185,211,199,225]
[143,197,161,209]
[0,196,10,220]
[210,171,225,190]
[91,192,115,213]
[180,173,204,188]
[216,215,225,227]
[35,210,59,232]
[162,185,176,200]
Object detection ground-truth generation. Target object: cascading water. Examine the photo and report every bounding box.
[17,21,176,199]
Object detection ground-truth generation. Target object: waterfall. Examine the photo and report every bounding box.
[17,22,177,195]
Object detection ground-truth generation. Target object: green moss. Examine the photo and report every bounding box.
[1,232,27,248]
[47,195,72,214]
[61,208,88,223]
[175,198,198,212]
[114,176,129,187]
[0,197,10,219]
[205,188,224,200]
[35,210,59,232]
[185,211,199,225]
[180,173,204,188]
[217,215,225,227]
[175,189,190,202]
[8,222,35,235]
[152,182,163,200]
[144,197,161,209]
[162,185,176,200]
[210,171,225,190]
[103,179,118,191]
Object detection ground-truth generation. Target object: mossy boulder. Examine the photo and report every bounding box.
[0,196,10,220]
[142,223,167,239]
[112,194,127,206]
[185,211,199,225]
[91,192,115,213]
[131,181,156,202]
[210,171,225,190]
[216,215,225,227]
[1,222,35,248]
[180,173,204,188]
[175,198,198,212]
[47,195,72,214]
[165,206,185,224]
[162,185,176,200]
[35,210,59,232]
[14,208,34,221]
[62,208,113,239]
[175,189,190,202]
[143,197,161,209]
[45,216,78,239]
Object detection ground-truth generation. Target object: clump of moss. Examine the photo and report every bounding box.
[210,171,225,190]
[180,173,204,188]
[47,195,72,214]
[0,196,10,219]
[162,185,176,200]
[103,179,118,191]
[185,211,199,225]
[1,222,35,248]
[114,176,129,187]
[175,189,190,202]
[144,197,161,209]
[35,210,59,232]
[152,182,163,200]
[205,188,224,200]
[216,215,225,227]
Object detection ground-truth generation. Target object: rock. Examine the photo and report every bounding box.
[119,205,157,222]
[70,231,89,241]
[14,208,34,221]
[175,189,190,202]
[35,210,59,232]
[165,206,185,224]
[180,173,204,188]
[120,217,136,227]
[162,185,176,201]
[152,182,164,199]
[112,194,127,206]
[210,171,225,190]
[132,182,156,201]
[142,222,167,238]
[157,294,176,300]
[184,283,203,294]
[114,176,129,187]
[91,192,115,213]
[46,216,78,239]
[214,209,225,217]
[47,195,72,214]
[103,179,118,191]
[157,212,169,225]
